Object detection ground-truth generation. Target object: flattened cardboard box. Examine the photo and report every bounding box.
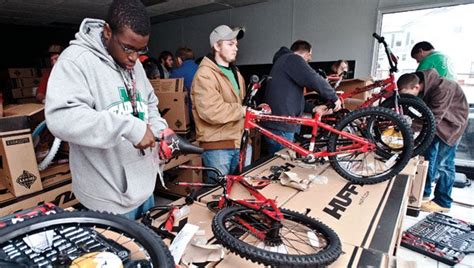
[156,91,190,132]
[0,132,43,197]
[197,156,303,206]
[144,200,215,246]
[0,165,76,216]
[216,242,395,268]
[283,167,410,255]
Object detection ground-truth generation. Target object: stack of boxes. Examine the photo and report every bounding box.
[7,68,44,104]
[0,104,76,216]
[151,78,191,134]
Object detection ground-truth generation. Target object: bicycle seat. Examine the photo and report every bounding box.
[159,128,203,159]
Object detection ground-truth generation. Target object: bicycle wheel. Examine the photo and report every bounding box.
[380,94,436,156]
[0,211,174,267]
[212,206,341,267]
[32,120,62,171]
[328,106,414,184]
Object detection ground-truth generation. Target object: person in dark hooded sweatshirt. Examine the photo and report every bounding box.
[45,0,168,219]
[262,40,341,155]
[397,69,468,213]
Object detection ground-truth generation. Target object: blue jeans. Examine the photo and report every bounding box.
[423,136,457,208]
[264,129,295,156]
[202,147,252,183]
[121,195,155,220]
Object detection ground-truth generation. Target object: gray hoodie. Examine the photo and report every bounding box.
[45,18,168,214]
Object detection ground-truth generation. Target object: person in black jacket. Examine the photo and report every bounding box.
[262,40,341,155]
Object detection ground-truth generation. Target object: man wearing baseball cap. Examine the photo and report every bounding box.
[191,25,249,182]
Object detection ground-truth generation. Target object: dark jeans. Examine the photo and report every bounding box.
[423,136,457,208]
[263,129,296,156]
[202,147,252,183]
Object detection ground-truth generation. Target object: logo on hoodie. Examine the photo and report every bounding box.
[106,87,149,121]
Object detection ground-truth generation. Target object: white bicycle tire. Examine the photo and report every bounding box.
[32,121,62,171]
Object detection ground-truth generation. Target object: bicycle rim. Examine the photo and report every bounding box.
[212,206,341,267]
[0,211,174,268]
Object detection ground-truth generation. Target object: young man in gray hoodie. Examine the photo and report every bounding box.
[45,0,168,219]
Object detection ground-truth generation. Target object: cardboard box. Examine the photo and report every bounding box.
[216,242,397,268]
[2,103,44,130]
[407,160,428,215]
[0,131,43,197]
[0,164,76,216]
[156,91,191,132]
[7,68,39,79]
[337,77,374,101]
[11,87,37,99]
[343,97,365,110]
[157,155,202,196]
[11,77,41,88]
[144,200,215,244]
[151,78,184,92]
[282,166,410,255]
[197,156,301,206]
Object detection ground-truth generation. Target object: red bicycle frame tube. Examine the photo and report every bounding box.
[238,109,374,173]
[338,74,397,109]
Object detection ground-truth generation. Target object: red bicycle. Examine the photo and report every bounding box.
[145,135,342,267]
[305,33,435,157]
[239,75,414,185]
[174,164,342,267]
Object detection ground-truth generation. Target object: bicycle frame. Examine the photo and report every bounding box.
[175,165,286,241]
[237,109,375,174]
[336,33,400,112]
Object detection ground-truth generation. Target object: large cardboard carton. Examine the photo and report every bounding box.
[151,78,184,92]
[405,159,428,216]
[11,77,41,88]
[337,77,374,101]
[7,68,39,79]
[283,166,410,255]
[11,87,37,99]
[157,155,202,196]
[0,164,76,216]
[156,91,190,132]
[0,131,43,197]
[144,200,215,244]
[216,242,398,268]
[3,103,45,130]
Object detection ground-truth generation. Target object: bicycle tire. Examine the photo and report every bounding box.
[328,106,414,184]
[212,206,342,267]
[32,120,62,171]
[0,210,175,268]
[380,94,436,156]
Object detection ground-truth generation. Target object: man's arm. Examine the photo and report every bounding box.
[45,59,148,149]
[191,68,244,124]
[285,55,338,102]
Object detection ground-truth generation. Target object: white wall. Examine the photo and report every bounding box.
[149,0,474,77]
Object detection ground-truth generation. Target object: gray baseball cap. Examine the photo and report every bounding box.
[209,25,245,48]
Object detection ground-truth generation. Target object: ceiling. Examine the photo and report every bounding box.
[0,0,267,28]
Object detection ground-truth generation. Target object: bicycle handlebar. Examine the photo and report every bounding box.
[373,32,398,73]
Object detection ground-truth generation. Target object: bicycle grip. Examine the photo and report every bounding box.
[372,32,384,43]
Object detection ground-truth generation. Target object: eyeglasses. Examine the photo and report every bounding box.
[114,35,148,55]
